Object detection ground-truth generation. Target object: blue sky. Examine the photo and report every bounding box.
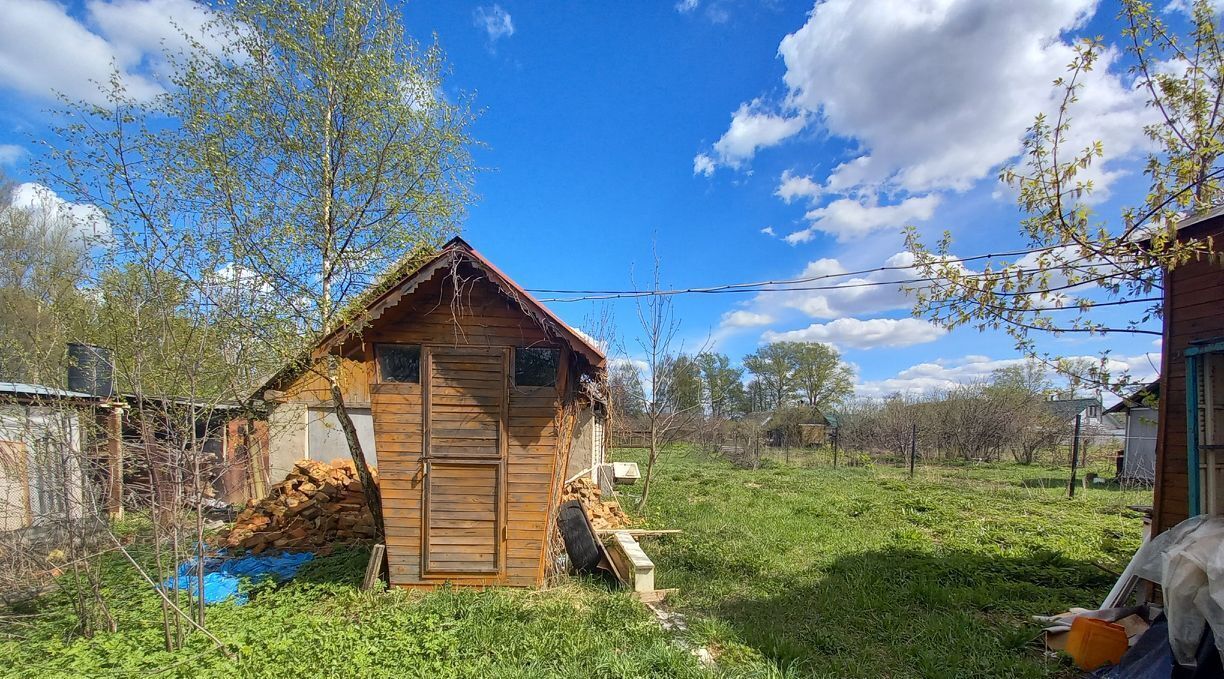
[0,0,1172,396]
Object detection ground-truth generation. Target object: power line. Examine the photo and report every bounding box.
[527,243,1078,298]
[528,242,1159,303]
[534,266,1156,304]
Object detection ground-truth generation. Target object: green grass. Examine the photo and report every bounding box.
[618,445,1150,678]
[1,447,1149,678]
[0,544,711,678]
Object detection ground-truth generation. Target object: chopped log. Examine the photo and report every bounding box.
[561,478,633,530]
[217,460,379,553]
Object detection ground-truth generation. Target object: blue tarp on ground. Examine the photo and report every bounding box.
[161,551,314,605]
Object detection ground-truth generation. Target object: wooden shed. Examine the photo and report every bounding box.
[1152,209,1224,535]
[309,237,605,588]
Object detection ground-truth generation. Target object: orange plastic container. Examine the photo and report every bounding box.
[1065,616,1129,670]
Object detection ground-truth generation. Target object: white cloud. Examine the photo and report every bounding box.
[857,355,1023,397]
[693,153,716,177]
[0,144,25,166]
[1167,0,1224,14]
[762,317,946,350]
[8,182,111,247]
[775,170,821,204]
[781,252,922,318]
[695,0,1155,240]
[714,251,926,341]
[675,0,700,13]
[721,310,775,328]
[760,226,776,236]
[473,5,515,45]
[0,0,218,105]
[855,351,1161,398]
[787,194,940,243]
[776,0,1143,193]
[86,0,221,70]
[701,99,806,171]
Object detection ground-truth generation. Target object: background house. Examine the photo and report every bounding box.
[0,383,93,531]
[1105,381,1159,484]
[765,405,837,448]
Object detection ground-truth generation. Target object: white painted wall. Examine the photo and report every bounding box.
[1123,407,1158,482]
[0,404,85,531]
[306,407,377,468]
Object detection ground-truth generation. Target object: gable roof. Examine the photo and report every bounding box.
[312,237,604,368]
[1105,380,1160,415]
[1041,397,1101,421]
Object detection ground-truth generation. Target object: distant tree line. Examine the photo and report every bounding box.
[609,340,854,427]
[837,361,1082,464]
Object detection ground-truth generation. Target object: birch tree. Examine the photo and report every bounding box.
[51,0,475,536]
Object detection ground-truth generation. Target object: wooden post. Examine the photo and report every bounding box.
[106,405,124,520]
[362,544,386,590]
[908,423,917,479]
[1068,413,1082,499]
[832,429,839,468]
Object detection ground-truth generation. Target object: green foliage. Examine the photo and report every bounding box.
[0,178,98,386]
[743,342,853,412]
[659,354,704,414]
[696,352,745,419]
[742,343,799,410]
[44,0,477,400]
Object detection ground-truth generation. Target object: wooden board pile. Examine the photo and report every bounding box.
[562,477,631,530]
[220,460,377,554]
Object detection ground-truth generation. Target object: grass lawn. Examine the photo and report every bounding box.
[0,446,1149,678]
[620,445,1151,678]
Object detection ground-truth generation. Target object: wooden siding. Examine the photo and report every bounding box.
[369,268,566,588]
[1154,228,1224,534]
[276,358,371,407]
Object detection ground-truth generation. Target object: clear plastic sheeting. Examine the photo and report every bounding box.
[1131,515,1224,667]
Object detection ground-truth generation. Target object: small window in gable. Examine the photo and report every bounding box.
[515,347,559,387]
[377,344,421,383]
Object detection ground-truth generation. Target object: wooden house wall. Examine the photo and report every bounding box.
[277,358,371,407]
[1154,225,1224,534]
[362,268,571,588]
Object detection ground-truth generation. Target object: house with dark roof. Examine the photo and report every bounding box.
[1041,397,1106,428]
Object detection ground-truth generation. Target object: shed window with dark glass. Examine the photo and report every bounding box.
[515,347,559,387]
[377,344,421,383]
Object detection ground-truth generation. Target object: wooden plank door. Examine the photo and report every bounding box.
[422,346,508,575]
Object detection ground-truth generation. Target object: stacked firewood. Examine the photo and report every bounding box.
[562,477,631,530]
[220,460,377,554]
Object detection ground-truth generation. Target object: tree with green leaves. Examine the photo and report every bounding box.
[791,342,853,409]
[696,351,745,419]
[659,354,703,414]
[51,0,475,537]
[906,0,1222,393]
[743,342,799,410]
[0,178,98,384]
[608,360,646,422]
